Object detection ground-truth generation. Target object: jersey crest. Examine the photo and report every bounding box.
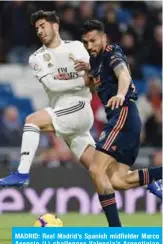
[43,53,51,62]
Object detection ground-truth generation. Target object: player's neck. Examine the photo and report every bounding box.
[46,36,62,49]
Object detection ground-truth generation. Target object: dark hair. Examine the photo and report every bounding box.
[81,20,105,35]
[31,10,59,26]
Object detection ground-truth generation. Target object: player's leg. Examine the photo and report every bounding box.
[80,143,162,199]
[70,133,121,227]
[18,109,55,173]
[40,124,54,132]
[123,166,162,190]
[106,161,162,199]
[79,144,95,170]
[88,151,122,227]
[106,162,162,189]
[0,108,54,187]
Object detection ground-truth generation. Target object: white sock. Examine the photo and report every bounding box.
[18,123,40,174]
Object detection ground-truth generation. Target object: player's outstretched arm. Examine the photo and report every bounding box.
[106,62,131,110]
[114,62,131,97]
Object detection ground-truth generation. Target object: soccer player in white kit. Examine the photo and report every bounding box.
[0,10,95,184]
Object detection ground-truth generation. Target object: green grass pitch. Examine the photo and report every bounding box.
[0,212,161,244]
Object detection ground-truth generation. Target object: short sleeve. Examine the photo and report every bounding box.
[29,55,48,81]
[106,45,126,69]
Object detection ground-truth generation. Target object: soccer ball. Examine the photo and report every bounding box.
[33,213,63,227]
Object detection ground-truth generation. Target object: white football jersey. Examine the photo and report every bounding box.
[29,40,92,109]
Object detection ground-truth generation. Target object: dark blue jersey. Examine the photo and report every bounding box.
[90,44,141,165]
[90,44,137,108]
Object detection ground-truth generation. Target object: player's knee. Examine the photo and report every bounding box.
[25,114,39,127]
[89,163,113,191]
[111,176,131,190]
[112,180,129,190]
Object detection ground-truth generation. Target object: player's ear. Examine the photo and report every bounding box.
[102,33,107,44]
[53,23,59,32]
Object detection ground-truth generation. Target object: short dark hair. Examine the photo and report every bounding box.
[81,20,105,35]
[31,10,59,26]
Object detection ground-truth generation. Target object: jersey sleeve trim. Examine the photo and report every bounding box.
[39,72,55,82]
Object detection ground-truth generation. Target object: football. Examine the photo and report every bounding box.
[33,213,63,227]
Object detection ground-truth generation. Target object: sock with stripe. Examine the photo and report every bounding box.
[99,193,122,227]
[18,123,40,174]
[138,166,162,186]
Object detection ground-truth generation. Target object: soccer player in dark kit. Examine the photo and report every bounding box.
[79,20,162,226]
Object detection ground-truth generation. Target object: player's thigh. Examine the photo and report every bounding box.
[67,131,95,168]
[26,108,54,130]
[95,142,131,183]
[51,101,94,136]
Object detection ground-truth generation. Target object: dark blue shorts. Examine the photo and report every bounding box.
[96,101,141,166]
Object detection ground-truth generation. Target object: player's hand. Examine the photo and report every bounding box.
[83,72,94,86]
[74,60,90,72]
[55,73,70,80]
[106,94,125,110]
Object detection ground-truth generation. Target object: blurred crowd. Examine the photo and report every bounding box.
[0,1,162,70]
[0,1,162,166]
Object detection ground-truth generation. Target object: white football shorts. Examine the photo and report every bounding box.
[45,100,95,159]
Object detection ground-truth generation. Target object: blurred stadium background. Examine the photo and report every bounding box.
[0,0,162,242]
